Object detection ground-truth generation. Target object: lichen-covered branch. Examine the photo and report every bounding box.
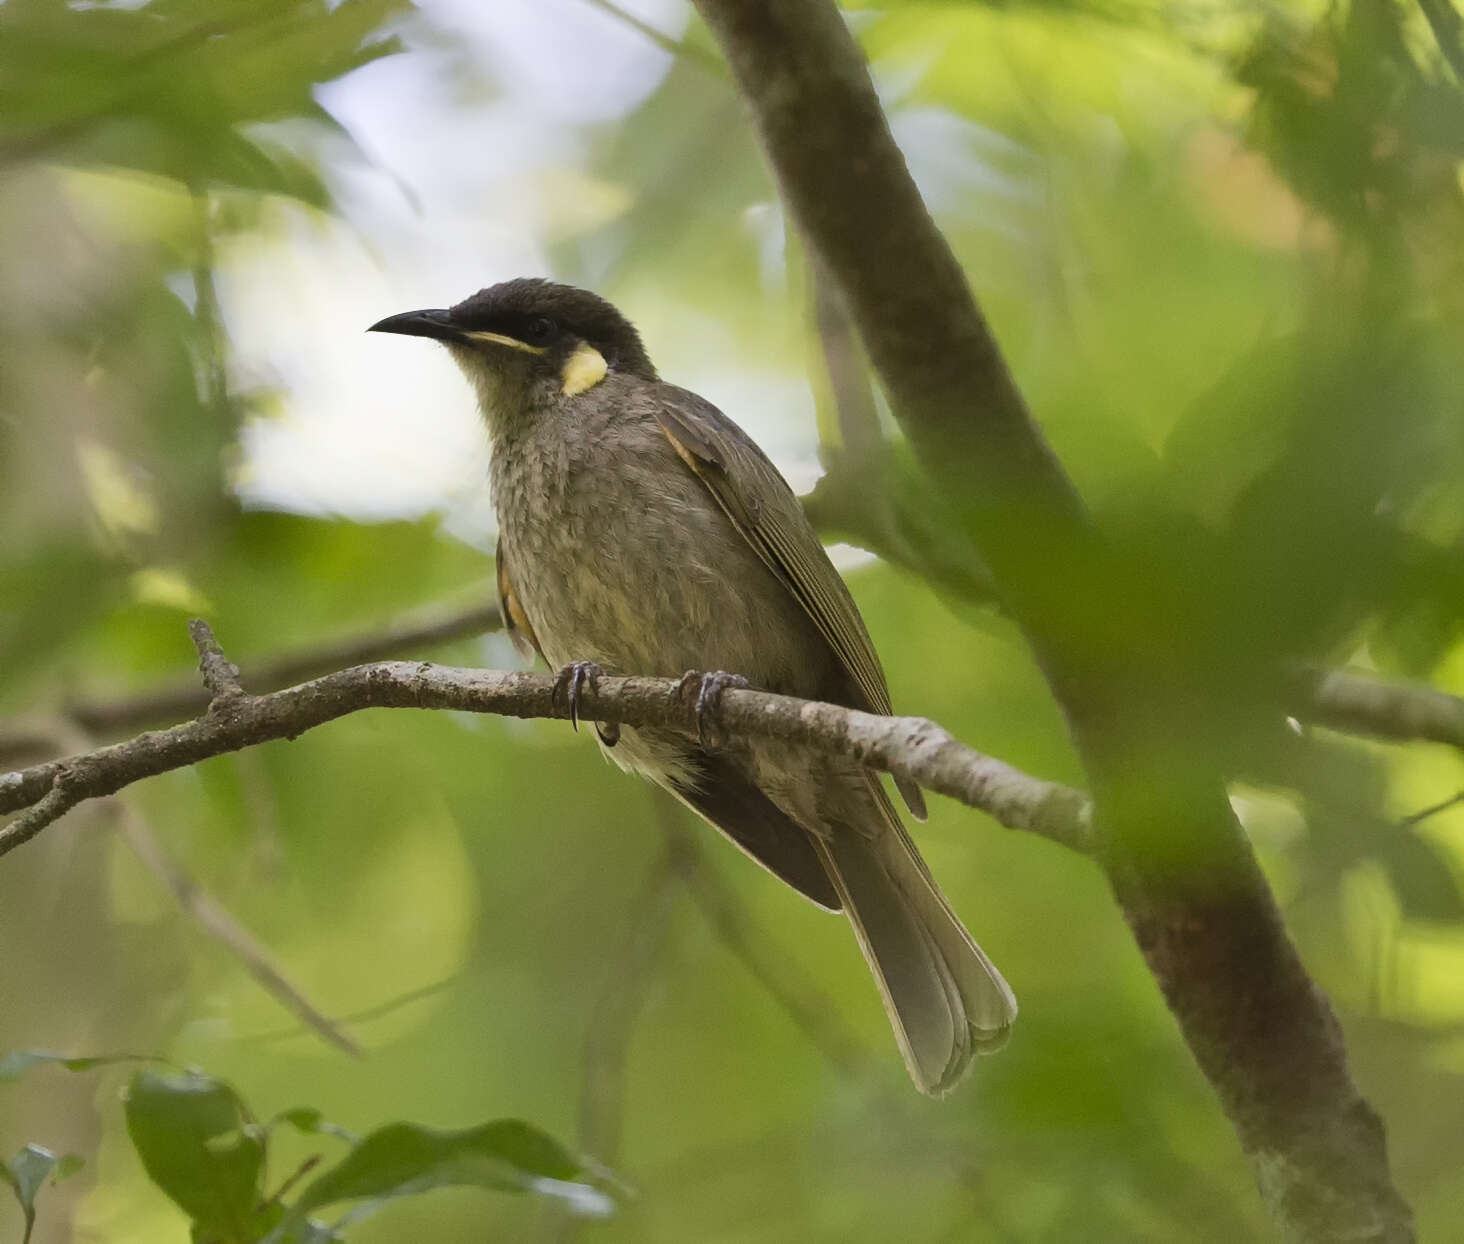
[1,654,1092,860]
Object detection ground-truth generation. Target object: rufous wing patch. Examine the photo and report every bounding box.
[495,538,543,661]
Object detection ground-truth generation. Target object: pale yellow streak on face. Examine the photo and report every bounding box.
[463,330,546,355]
[560,341,608,396]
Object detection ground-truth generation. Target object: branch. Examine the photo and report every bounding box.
[3,708,363,1065]
[689,0,1089,651]
[809,256,883,465]
[0,657,1091,860]
[802,262,1001,610]
[801,282,1464,755]
[5,709,364,1059]
[238,976,459,1048]
[5,557,1457,803]
[574,829,686,1162]
[689,2,1412,1239]
[576,0,725,75]
[1301,667,1464,752]
[189,618,244,704]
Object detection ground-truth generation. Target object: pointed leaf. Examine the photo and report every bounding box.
[284,1119,612,1222]
[1380,832,1464,924]
[269,1107,356,1144]
[123,1070,267,1238]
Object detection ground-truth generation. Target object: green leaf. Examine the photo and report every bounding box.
[0,1050,154,1084]
[2,1144,68,1244]
[268,1107,356,1144]
[1379,832,1464,924]
[123,1070,268,1241]
[52,1153,85,1183]
[280,1119,613,1228]
[276,1107,324,1132]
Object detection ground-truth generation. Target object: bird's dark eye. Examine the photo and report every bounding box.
[523,315,557,345]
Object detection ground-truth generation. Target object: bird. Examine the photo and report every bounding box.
[369,278,1015,1094]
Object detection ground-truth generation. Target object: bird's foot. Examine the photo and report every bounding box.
[596,721,620,748]
[552,660,604,733]
[677,670,750,749]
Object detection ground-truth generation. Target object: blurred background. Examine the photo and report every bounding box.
[4,0,1464,1239]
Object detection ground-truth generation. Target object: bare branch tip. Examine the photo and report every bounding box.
[188,618,245,706]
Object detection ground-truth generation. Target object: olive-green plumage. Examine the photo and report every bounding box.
[369,279,1016,1094]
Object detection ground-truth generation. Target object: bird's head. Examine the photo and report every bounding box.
[369,278,657,434]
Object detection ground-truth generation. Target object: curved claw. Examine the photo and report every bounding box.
[678,670,750,749]
[596,721,621,748]
[552,660,604,733]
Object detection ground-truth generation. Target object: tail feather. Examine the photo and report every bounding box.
[815,785,1016,1095]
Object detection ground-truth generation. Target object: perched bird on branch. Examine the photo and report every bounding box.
[370,279,1015,1093]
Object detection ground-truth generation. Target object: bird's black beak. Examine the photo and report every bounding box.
[367,308,460,341]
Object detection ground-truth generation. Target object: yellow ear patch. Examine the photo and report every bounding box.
[561,341,608,396]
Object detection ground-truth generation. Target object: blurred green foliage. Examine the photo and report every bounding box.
[4,0,1464,1241]
[3,1057,610,1241]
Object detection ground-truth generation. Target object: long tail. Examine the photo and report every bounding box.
[813,785,1016,1096]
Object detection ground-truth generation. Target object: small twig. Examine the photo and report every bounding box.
[268,1153,324,1206]
[0,783,83,855]
[576,842,684,1164]
[659,799,871,1078]
[191,190,232,419]
[811,256,884,464]
[239,975,459,1046]
[802,464,1001,610]
[575,0,725,74]
[188,618,245,705]
[1400,789,1464,827]
[0,712,354,1055]
[112,800,360,1057]
[554,820,688,1244]
[40,598,501,744]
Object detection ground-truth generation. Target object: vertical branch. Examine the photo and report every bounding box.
[688,2,1413,1239]
[801,261,998,606]
[574,840,688,1166]
[666,819,873,1080]
[809,255,884,466]
[190,190,230,424]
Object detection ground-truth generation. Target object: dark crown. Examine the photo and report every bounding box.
[449,279,657,380]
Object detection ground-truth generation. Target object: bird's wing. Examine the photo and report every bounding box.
[650,385,927,820]
[495,535,543,662]
[668,750,841,910]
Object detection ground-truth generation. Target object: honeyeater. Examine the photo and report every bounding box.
[369,278,1015,1094]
